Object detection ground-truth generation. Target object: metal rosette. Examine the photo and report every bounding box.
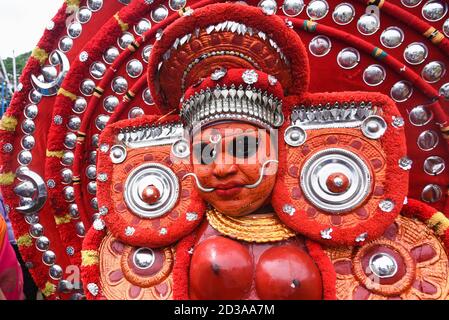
[325,215,449,300]
[300,148,372,215]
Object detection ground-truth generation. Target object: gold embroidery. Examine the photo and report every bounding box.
[206,208,296,243]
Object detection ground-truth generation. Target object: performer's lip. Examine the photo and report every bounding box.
[213,183,244,197]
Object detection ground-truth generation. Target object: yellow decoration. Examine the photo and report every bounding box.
[206,208,296,243]
[42,282,57,298]
[427,212,449,235]
[58,88,77,101]
[114,13,129,32]
[17,234,33,247]
[31,47,49,65]
[55,214,72,225]
[0,115,18,131]
[46,150,65,158]
[0,172,16,186]
[82,250,100,267]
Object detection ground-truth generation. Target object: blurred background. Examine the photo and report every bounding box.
[0,0,64,116]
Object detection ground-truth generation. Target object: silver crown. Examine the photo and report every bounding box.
[181,84,284,129]
[290,102,379,129]
[117,122,184,148]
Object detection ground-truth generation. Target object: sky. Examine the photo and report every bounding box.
[0,0,64,58]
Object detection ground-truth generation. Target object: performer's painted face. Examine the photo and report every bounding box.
[192,122,278,216]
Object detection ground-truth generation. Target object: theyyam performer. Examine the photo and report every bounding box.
[1,0,449,300]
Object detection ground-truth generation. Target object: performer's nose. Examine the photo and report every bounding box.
[213,163,238,179]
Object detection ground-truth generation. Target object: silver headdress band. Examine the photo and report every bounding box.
[180,84,284,130]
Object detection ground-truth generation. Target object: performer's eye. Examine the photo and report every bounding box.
[193,142,217,165]
[229,135,259,159]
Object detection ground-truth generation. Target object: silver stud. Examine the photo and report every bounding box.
[242,69,259,84]
[169,0,186,10]
[49,265,63,280]
[332,2,355,25]
[24,104,38,120]
[380,27,404,48]
[21,119,35,134]
[29,223,44,238]
[404,42,428,65]
[76,222,86,238]
[421,61,446,83]
[337,47,360,69]
[321,228,333,240]
[424,156,445,175]
[73,97,87,114]
[98,173,108,182]
[355,232,368,243]
[399,156,413,170]
[211,68,227,81]
[421,184,443,203]
[87,181,97,195]
[36,236,50,251]
[47,179,56,189]
[392,116,405,128]
[86,165,97,179]
[357,14,380,35]
[61,151,75,166]
[151,5,169,23]
[379,199,395,212]
[268,75,278,86]
[160,228,168,235]
[142,45,153,63]
[284,126,307,146]
[128,107,144,119]
[3,143,13,153]
[66,246,75,256]
[186,212,199,222]
[99,206,109,215]
[103,46,119,64]
[61,168,73,184]
[90,61,106,79]
[126,59,143,78]
[64,132,77,149]
[143,88,155,105]
[80,79,96,96]
[59,37,73,52]
[282,0,305,17]
[68,22,82,39]
[401,0,422,7]
[58,280,74,293]
[417,130,439,151]
[103,95,119,113]
[390,80,413,102]
[172,139,190,158]
[361,115,387,139]
[422,0,447,22]
[29,90,42,104]
[309,35,331,57]
[87,0,103,11]
[77,7,92,24]
[444,18,449,37]
[67,116,81,131]
[111,76,128,94]
[79,51,89,62]
[409,105,433,126]
[93,219,105,231]
[42,250,56,266]
[134,18,151,36]
[363,64,386,86]
[18,150,32,165]
[110,145,127,164]
[21,135,36,150]
[307,0,329,20]
[95,114,110,130]
[69,204,80,219]
[125,226,135,236]
[53,115,63,126]
[440,83,449,100]
[283,204,296,216]
[99,143,110,153]
[259,0,277,15]
[369,253,398,278]
[87,283,99,296]
[63,186,75,202]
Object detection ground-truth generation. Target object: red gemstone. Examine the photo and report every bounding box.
[141,185,161,204]
[326,172,350,194]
